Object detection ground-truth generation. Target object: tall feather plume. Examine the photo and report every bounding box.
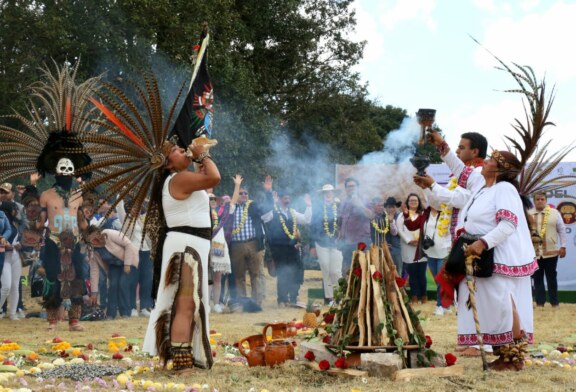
[470,36,576,196]
[79,72,186,242]
[0,59,101,184]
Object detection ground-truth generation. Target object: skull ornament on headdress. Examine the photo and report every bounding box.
[56,158,75,176]
[0,60,99,185]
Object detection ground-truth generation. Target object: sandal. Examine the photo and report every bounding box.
[69,322,84,332]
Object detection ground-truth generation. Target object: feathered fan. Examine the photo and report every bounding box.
[472,36,576,196]
[76,73,185,253]
[0,60,100,183]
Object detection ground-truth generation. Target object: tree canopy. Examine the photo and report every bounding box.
[0,0,419,195]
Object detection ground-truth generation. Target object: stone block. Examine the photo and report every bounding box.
[299,341,338,363]
[360,352,403,378]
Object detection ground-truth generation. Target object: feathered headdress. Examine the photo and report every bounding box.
[0,60,100,183]
[76,72,183,251]
[473,36,576,196]
[77,25,215,254]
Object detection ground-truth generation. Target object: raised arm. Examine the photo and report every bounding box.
[230,175,243,206]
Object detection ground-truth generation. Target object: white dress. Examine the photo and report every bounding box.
[143,173,212,367]
[456,182,537,346]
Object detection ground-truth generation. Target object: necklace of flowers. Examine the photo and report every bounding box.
[231,200,252,235]
[436,178,458,237]
[211,208,219,230]
[371,216,389,235]
[539,205,551,239]
[323,202,338,238]
[275,204,297,240]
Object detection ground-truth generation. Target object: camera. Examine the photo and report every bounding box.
[422,235,435,250]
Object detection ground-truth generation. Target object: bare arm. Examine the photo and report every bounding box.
[170,157,221,199]
[230,175,243,206]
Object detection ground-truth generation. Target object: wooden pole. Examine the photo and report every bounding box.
[464,251,489,371]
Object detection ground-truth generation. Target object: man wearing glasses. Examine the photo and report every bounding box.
[227,176,273,307]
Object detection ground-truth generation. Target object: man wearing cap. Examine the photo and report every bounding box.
[337,177,373,274]
[266,188,311,306]
[310,184,342,305]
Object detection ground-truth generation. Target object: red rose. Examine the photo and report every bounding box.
[124,344,133,352]
[112,353,124,360]
[353,267,362,278]
[395,277,407,288]
[323,313,335,324]
[212,350,217,357]
[304,351,315,361]
[2,339,13,344]
[59,350,69,358]
[334,357,348,369]
[322,335,331,344]
[445,353,457,366]
[318,359,330,371]
[79,354,89,362]
[111,333,120,338]
[2,360,15,366]
[357,242,367,251]
[425,335,432,348]
[52,337,63,343]
[193,44,200,52]
[372,271,383,282]
[85,343,94,350]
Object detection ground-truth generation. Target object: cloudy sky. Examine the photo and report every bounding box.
[352,0,575,160]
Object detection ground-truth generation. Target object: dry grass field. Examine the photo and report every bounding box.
[1,270,575,391]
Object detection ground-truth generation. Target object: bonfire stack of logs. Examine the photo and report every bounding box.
[331,244,425,347]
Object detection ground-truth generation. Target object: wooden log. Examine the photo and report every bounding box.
[370,265,388,345]
[302,361,369,378]
[370,245,381,274]
[392,365,465,381]
[334,251,360,342]
[381,242,415,337]
[366,253,373,346]
[357,252,368,346]
[383,248,409,344]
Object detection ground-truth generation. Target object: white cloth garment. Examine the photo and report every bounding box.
[456,181,537,345]
[143,174,211,362]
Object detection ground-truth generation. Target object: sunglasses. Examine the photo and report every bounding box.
[239,192,248,195]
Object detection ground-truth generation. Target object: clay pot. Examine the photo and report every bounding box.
[237,334,266,367]
[286,321,297,337]
[263,322,288,340]
[264,340,295,367]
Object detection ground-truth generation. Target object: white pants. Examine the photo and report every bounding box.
[315,243,343,300]
[0,251,22,316]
